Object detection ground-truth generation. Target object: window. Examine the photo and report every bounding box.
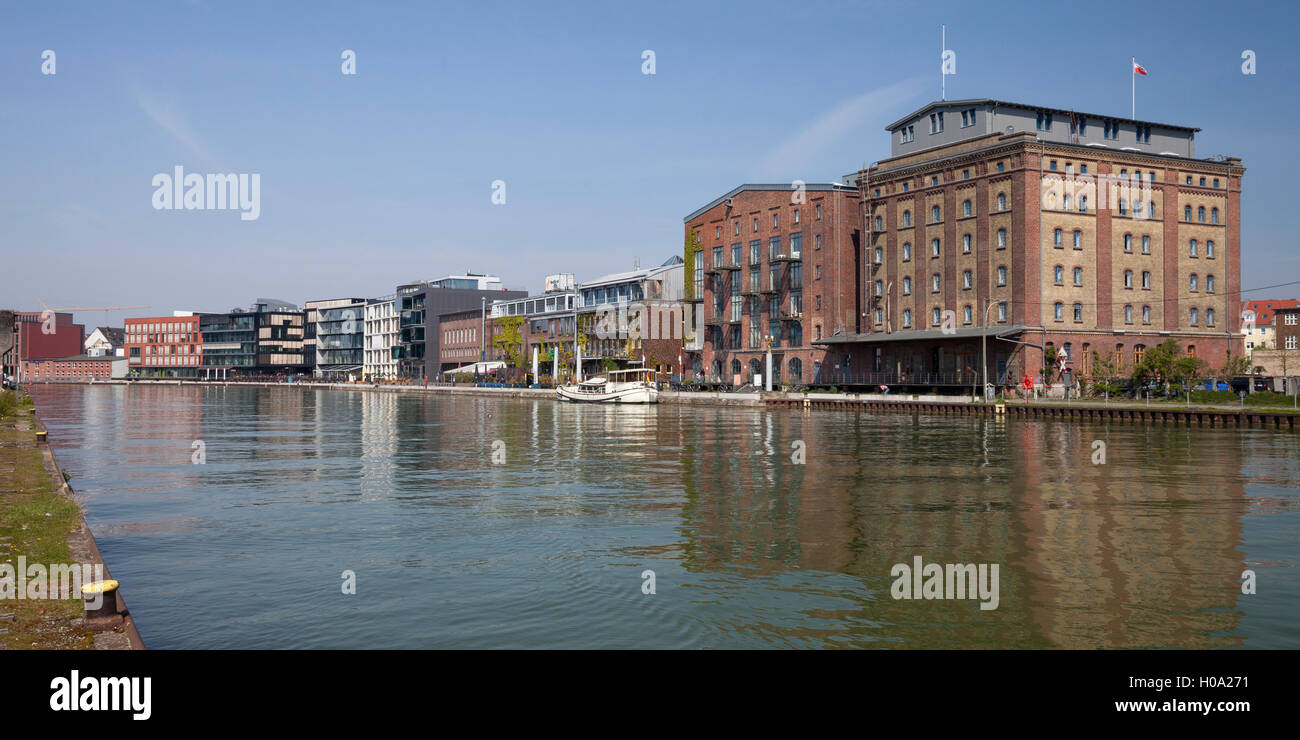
[931,238,940,257]
[1079,195,1087,212]
[932,307,941,325]
[1073,303,1083,322]
[997,266,1007,286]
[1073,230,1082,249]
[1189,239,1198,258]
[997,193,1006,210]
[1138,126,1151,144]
[749,240,760,264]
[874,246,883,264]
[963,305,973,324]
[931,273,941,292]
[1189,274,1198,292]
[903,309,912,327]
[1063,193,1072,210]
[1054,265,1064,285]
[997,228,1007,248]
[732,243,741,265]
[1142,305,1151,324]
[961,109,976,127]
[1142,235,1150,254]
[932,205,941,222]
[962,169,970,180]
[1103,120,1119,139]
[997,161,1005,173]
[874,307,883,324]
[1142,271,1151,289]
[903,242,912,261]
[1287,335,1300,350]
[903,277,912,295]
[903,210,911,227]
[963,270,973,289]
[773,213,779,228]
[1124,305,1133,324]
[1119,199,1127,216]
[715,226,721,238]
[1211,207,1219,224]
[903,183,909,192]
[963,199,971,217]
[1054,228,1063,246]
[900,125,915,143]
[1037,111,1053,131]
[1050,160,1058,171]
[793,209,800,224]
[998,302,1007,321]
[1124,269,1133,288]
[1207,309,1216,326]
[929,112,944,133]
[734,222,739,235]
[875,280,883,296]
[816,235,822,250]
[1184,205,1192,221]
[1213,178,1220,188]
[1206,240,1215,258]
[1073,267,1083,286]
[1054,302,1064,321]
[1124,234,1133,252]
[1206,274,1215,293]
[1197,206,1206,223]
[875,215,883,231]
[1189,308,1199,326]
[962,234,971,253]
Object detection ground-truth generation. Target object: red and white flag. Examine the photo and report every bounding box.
[1133,60,1148,76]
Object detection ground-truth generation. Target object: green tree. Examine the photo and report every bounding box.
[1132,339,1207,394]
[683,228,699,300]
[1218,352,1250,379]
[492,315,525,368]
[1088,349,1123,396]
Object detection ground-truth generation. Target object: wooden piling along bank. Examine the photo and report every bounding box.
[764,396,1299,429]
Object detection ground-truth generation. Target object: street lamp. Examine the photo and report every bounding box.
[480,297,486,363]
[981,298,1003,402]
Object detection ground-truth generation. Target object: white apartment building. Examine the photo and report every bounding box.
[364,297,399,380]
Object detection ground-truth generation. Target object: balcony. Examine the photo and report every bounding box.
[771,251,802,263]
[780,309,804,321]
[722,263,742,272]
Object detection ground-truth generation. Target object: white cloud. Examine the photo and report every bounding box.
[754,78,929,179]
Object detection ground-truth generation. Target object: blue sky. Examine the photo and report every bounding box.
[2,0,1297,328]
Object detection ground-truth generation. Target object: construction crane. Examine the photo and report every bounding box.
[38,300,151,314]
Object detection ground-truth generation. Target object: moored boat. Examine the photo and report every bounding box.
[556,368,658,404]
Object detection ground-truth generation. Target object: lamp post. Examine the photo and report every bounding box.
[480,297,486,363]
[981,298,1001,402]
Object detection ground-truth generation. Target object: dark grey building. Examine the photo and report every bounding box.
[200,298,307,377]
[395,275,526,380]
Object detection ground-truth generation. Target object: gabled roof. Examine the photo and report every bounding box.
[885,98,1200,134]
[1242,299,1300,325]
[91,327,125,345]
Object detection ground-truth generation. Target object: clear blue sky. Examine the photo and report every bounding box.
[2,0,1297,328]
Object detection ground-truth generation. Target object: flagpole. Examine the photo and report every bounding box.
[1131,57,1135,120]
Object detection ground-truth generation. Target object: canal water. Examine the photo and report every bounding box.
[27,384,1300,649]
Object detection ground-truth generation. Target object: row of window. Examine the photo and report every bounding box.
[707,205,826,241]
[883,302,1010,329]
[443,327,477,345]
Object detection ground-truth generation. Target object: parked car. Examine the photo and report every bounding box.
[1201,377,1230,391]
[1254,377,1272,392]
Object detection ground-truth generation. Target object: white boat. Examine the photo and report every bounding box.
[556,368,659,404]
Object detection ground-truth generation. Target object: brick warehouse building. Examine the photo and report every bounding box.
[125,315,203,378]
[684,183,860,386]
[817,98,1243,391]
[12,311,86,381]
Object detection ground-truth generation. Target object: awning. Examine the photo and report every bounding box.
[814,325,1032,345]
[441,361,506,376]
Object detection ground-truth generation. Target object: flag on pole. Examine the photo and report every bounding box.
[1133,60,1148,75]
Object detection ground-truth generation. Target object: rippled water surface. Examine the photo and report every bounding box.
[27,384,1300,649]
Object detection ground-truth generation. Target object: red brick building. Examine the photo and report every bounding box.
[438,308,505,373]
[22,355,128,381]
[819,99,1244,391]
[13,311,85,380]
[124,315,203,378]
[683,184,861,386]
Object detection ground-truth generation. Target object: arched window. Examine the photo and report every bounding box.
[903,309,912,327]
[789,357,802,381]
[903,210,911,226]
[1142,271,1151,289]
[874,215,882,231]
[1206,240,1215,258]
[1135,344,1146,365]
[903,277,912,295]
[903,242,912,260]
[1211,207,1219,224]
[997,265,1007,286]
[1190,239,1198,257]
[1142,305,1150,324]
[963,305,972,324]
[932,205,941,222]
[963,199,972,217]
[931,238,940,257]
[1184,205,1192,221]
[874,280,883,296]
[1141,235,1151,253]
[1206,274,1215,293]
[874,246,883,263]
[731,359,741,376]
[1124,233,1133,252]
[1054,302,1064,321]
[789,323,802,347]
[1073,267,1083,286]
[1190,308,1199,325]
[1197,206,1206,222]
[1053,228,1063,246]
[1124,269,1133,288]
[1207,309,1215,326]
[1054,265,1064,285]
[1073,303,1083,322]
[962,234,971,253]
[963,270,973,289]
[997,228,1007,247]
[1073,229,1082,248]
[931,273,941,292]
[1124,305,1133,324]
[932,307,941,325]
[1189,274,1199,291]
[997,193,1006,210]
